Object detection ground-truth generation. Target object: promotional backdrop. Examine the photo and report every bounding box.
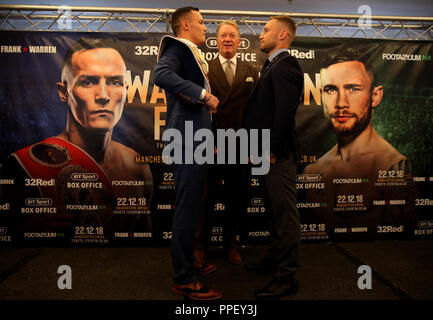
[0,31,432,246]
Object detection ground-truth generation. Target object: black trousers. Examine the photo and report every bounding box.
[194,164,247,252]
[171,163,206,284]
[261,153,300,280]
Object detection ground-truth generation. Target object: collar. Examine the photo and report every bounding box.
[268,48,289,62]
[177,37,198,49]
[177,37,208,71]
[218,54,237,67]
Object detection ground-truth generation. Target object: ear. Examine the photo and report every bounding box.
[56,82,68,102]
[182,19,189,31]
[279,29,286,40]
[371,85,383,108]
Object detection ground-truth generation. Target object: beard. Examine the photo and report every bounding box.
[260,40,275,54]
[327,103,373,141]
[260,43,270,54]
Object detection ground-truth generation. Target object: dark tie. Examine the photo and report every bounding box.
[260,59,270,75]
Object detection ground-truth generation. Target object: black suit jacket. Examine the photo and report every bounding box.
[208,57,258,130]
[154,36,211,137]
[243,51,303,159]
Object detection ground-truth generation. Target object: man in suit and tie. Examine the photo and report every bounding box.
[243,16,304,299]
[194,20,259,267]
[153,7,221,300]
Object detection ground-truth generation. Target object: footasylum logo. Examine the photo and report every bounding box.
[382,53,431,61]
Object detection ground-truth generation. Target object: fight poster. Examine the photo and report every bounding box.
[0,31,432,246]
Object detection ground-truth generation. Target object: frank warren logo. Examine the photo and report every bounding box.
[1,45,57,54]
[157,204,173,210]
[382,53,431,61]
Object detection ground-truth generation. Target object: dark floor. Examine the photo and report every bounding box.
[0,240,432,300]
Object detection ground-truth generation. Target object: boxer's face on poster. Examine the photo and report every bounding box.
[321,61,375,136]
[66,48,127,133]
[217,24,241,60]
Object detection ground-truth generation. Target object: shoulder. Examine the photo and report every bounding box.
[110,141,152,178]
[158,36,191,60]
[277,52,298,63]
[271,52,303,83]
[161,41,185,56]
[208,58,221,70]
[110,141,138,162]
[237,59,258,76]
[159,36,184,51]
[239,59,257,71]
[274,52,302,72]
[237,59,250,67]
[1,151,24,171]
[110,141,138,168]
[373,136,408,169]
[304,146,338,174]
[1,148,32,182]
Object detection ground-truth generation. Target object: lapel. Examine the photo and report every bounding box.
[210,58,230,91]
[251,51,290,96]
[210,57,234,104]
[231,60,246,91]
[158,35,210,89]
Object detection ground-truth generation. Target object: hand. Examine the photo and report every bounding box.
[204,91,219,113]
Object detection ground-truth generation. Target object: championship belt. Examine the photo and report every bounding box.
[13,137,114,209]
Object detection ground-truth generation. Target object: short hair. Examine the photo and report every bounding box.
[170,6,199,36]
[216,20,240,36]
[321,47,376,89]
[61,37,124,85]
[270,15,297,42]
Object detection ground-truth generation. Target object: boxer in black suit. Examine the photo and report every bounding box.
[153,7,221,300]
[243,16,304,299]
